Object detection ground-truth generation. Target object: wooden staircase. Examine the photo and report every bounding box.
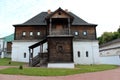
[31,52,48,67]
[29,38,48,67]
[31,54,40,67]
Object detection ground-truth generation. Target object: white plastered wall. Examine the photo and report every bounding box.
[12,41,47,62]
[73,40,99,64]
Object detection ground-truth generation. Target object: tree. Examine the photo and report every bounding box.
[98,27,120,45]
[117,26,120,33]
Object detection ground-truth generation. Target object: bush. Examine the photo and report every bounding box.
[8,61,11,64]
[19,65,23,70]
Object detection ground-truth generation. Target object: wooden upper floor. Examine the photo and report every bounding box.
[13,8,97,40]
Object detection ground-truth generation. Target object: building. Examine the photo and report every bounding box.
[100,38,120,65]
[0,38,4,58]
[12,8,99,68]
[0,34,14,58]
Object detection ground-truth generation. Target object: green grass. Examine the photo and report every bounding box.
[0,64,118,76]
[0,58,27,66]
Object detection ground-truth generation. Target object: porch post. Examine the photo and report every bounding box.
[29,48,33,67]
[40,44,43,53]
[49,18,52,35]
[68,18,71,35]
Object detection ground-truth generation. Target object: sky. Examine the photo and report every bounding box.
[0,0,120,38]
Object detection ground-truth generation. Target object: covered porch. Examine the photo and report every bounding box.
[29,38,48,67]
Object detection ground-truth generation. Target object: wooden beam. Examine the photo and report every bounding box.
[68,18,71,35]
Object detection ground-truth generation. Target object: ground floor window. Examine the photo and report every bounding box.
[86,51,88,57]
[78,51,80,57]
[24,53,26,58]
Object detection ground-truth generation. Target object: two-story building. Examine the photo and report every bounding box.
[0,34,14,58]
[12,8,99,68]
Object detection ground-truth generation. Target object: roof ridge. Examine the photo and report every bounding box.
[13,9,97,26]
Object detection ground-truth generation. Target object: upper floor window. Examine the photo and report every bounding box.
[22,31,26,36]
[37,32,41,36]
[30,32,33,36]
[83,31,87,36]
[74,31,79,36]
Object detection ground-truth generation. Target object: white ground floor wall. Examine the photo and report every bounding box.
[12,40,100,65]
[73,40,100,64]
[12,40,47,62]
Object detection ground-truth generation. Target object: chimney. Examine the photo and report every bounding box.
[65,9,68,12]
[48,9,51,14]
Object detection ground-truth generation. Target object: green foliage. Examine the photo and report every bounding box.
[98,27,120,45]
[117,27,120,33]
[0,65,118,76]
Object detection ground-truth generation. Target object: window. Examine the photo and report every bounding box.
[78,51,80,57]
[30,31,33,36]
[37,32,40,36]
[24,53,26,58]
[58,12,61,15]
[22,32,26,36]
[83,31,87,36]
[74,31,79,36]
[86,51,88,57]
[58,46,63,53]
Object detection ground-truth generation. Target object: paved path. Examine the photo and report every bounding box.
[0,66,16,70]
[0,67,120,80]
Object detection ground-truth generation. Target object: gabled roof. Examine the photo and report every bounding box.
[13,8,97,26]
[46,7,74,19]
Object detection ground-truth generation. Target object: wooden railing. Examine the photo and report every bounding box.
[30,52,48,67]
[51,29,69,35]
[31,54,40,67]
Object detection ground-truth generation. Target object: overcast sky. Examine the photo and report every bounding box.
[0,0,120,37]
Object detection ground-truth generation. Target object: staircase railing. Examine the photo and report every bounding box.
[31,54,40,67]
[30,52,48,67]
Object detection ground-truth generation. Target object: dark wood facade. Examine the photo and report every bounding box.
[71,26,96,40]
[7,42,12,53]
[14,25,96,40]
[47,36,73,63]
[14,26,47,40]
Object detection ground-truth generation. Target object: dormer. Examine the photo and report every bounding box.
[46,8,74,35]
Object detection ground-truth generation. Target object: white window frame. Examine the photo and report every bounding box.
[83,31,87,36]
[22,31,26,36]
[37,32,40,36]
[30,31,33,36]
[74,31,79,36]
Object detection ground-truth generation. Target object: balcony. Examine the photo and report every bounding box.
[51,29,69,35]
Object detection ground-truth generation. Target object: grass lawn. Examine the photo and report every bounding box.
[0,58,27,66]
[0,64,118,76]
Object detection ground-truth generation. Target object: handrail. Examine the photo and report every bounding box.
[30,52,48,67]
[32,54,40,66]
